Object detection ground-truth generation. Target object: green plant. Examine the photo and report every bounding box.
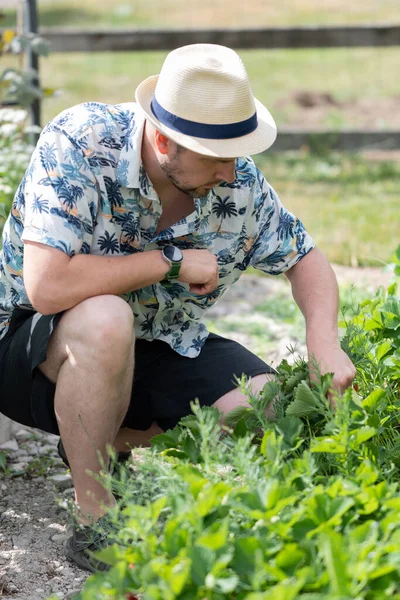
[0,107,35,237]
[0,449,9,473]
[0,16,51,108]
[68,258,400,600]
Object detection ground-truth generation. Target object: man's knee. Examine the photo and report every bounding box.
[72,295,134,349]
[39,295,135,382]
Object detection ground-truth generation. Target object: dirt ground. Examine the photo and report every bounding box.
[276,92,400,130]
[0,265,394,600]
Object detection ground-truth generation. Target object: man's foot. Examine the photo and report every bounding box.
[65,519,110,573]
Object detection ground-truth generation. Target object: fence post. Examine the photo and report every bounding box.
[25,0,40,132]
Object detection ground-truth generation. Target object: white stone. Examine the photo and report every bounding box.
[66,590,82,600]
[10,462,29,472]
[14,428,34,441]
[13,449,28,457]
[38,444,58,455]
[49,474,73,490]
[0,439,18,451]
[51,532,70,543]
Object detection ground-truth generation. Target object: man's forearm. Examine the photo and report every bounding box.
[24,246,170,315]
[285,247,339,342]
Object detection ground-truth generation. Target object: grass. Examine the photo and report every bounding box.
[2,0,400,28]
[1,1,398,266]
[1,0,399,129]
[254,152,400,267]
[2,46,389,130]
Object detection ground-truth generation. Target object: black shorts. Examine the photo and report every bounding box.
[0,309,273,435]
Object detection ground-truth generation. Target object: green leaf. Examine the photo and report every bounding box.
[224,405,253,428]
[197,520,229,551]
[214,572,239,593]
[169,558,191,595]
[0,450,7,471]
[245,577,305,599]
[320,531,350,596]
[261,380,281,405]
[164,518,189,558]
[94,543,122,566]
[233,537,262,578]
[30,36,50,56]
[362,388,385,411]
[275,543,306,572]
[310,437,346,454]
[275,416,303,447]
[196,482,231,517]
[286,381,321,417]
[189,545,215,586]
[349,426,377,447]
[375,340,392,361]
[284,369,307,392]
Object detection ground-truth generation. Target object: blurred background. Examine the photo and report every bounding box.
[0,0,399,267]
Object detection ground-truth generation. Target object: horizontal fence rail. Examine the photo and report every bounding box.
[36,24,400,52]
[1,20,399,149]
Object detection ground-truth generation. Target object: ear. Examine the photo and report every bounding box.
[154,130,170,155]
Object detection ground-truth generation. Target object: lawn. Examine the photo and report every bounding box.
[3,0,400,28]
[1,0,399,130]
[254,152,400,267]
[1,0,398,266]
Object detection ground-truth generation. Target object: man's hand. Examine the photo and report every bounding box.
[285,248,357,405]
[179,249,219,295]
[307,334,356,403]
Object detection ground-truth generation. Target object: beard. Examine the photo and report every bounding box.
[160,160,211,199]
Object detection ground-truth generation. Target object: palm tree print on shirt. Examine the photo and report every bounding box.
[212,195,238,234]
[98,230,119,254]
[39,176,84,210]
[39,142,58,171]
[32,194,49,214]
[104,176,124,210]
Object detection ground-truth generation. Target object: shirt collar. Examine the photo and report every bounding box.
[116,104,146,191]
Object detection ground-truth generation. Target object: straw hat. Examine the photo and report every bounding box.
[135,44,277,158]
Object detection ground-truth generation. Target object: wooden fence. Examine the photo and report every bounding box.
[41,24,400,52]
[1,16,400,150]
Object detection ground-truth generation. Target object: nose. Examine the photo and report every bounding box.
[216,160,236,184]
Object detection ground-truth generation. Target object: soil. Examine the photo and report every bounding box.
[276,92,400,130]
[0,265,393,600]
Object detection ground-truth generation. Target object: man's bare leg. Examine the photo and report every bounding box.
[113,374,275,452]
[39,295,135,524]
[213,373,276,420]
[113,423,164,451]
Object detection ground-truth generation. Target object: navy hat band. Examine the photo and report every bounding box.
[150,96,258,140]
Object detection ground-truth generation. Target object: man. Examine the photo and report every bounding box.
[0,44,355,571]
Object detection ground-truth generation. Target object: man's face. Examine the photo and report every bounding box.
[160,142,237,198]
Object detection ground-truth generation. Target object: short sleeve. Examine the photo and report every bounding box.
[248,170,315,275]
[21,127,98,257]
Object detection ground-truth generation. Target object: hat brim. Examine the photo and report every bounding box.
[135,75,277,159]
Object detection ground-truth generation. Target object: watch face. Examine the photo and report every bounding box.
[163,245,183,262]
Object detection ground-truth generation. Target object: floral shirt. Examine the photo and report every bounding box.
[0,102,314,356]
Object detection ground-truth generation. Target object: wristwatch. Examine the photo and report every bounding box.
[161,245,183,281]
